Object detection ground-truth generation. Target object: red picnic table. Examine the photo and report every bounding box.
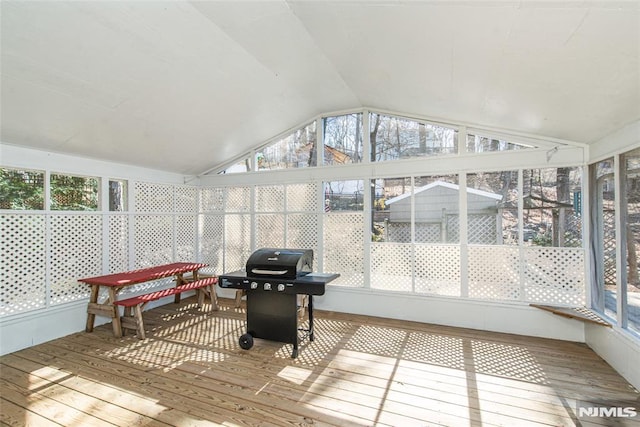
[79,262,214,337]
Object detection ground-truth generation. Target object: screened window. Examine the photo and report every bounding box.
[219,159,251,174]
[467,133,531,153]
[323,180,364,212]
[414,175,460,243]
[373,175,460,243]
[623,148,640,335]
[257,121,317,170]
[0,167,45,210]
[467,171,518,245]
[370,113,458,161]
[109,179,127,212]
[323,114,363,165]
[523,167,582,247]
[591,158,616,321]
[372,177,410,243]
[50,173,99,211]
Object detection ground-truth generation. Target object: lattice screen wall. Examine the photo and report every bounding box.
[415,244,460,296]
[523,247,585,305]
[371,243,413,291]
[1,214,46,315]
[0,181,203,316]
[469,246,521,301]
[216,186,584,303]
[50,215,102,305]
[2,174,588,318]
[323,212,364,287]
[207,183,321,273]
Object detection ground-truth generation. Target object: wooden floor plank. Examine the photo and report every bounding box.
[13,345,316,427]
[1,296,638,427]
[0,398,62,427]
[0,377,114,427]
[1,363,169,427]
[0,355,207,427]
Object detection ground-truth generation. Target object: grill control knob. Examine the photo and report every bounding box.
[264,283,272,291]
[250,282,258,289]
[277,284,285,292]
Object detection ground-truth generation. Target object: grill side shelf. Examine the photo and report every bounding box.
[294,273,340,285]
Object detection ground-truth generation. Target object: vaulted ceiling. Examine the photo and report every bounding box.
[1,1,638,175]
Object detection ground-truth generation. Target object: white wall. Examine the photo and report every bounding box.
[584,325,640,390]
[0,296,178,354]
[315,286,585,341]
[0,143,187,184]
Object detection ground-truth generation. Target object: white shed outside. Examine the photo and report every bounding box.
[385,181,503,243]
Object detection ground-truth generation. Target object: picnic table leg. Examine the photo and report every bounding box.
[85,284,99,332]
[134,304,146,339]
[210,284,219,311]
[108,288,123,337]
[197,286,205,308]
[174,273,186,304]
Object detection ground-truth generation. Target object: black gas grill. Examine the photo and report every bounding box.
[219,248,339,358]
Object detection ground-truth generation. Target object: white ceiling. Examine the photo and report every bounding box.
[1,1,639,175]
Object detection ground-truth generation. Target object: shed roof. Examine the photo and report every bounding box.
[385,181,502,206]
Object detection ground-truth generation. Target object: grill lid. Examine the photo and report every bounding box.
[246,248,313,279]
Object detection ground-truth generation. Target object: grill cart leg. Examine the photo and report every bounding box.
[308,295,315,341]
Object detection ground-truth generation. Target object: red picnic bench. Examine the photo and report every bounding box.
[80,263,218,339]
[114,276,218,339]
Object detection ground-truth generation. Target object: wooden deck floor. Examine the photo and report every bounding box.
[1,297,639,427]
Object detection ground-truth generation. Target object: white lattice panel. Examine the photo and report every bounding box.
[371,243,412,291]
[287,183,317,212]
[468,215,498,244]
[1,215,46,315]
[134,182,174,213]
[414,244,460,296]
[523,247,585,305]
[387,222,448,242]
[256,214,285,249]
[134,215,173,268]
[287,214,318,251]
[224,214,252,272]
[256,185,284,212]
[200,187,225,212]
[415,223,442,243]
[468,246,520,300]
[176,215,197,262]
[109,215,129,273]
[323,213,364,287]
[200,214,224,273]
[226,187,251,212]
[50,215,102,305]
[387,222,411,242]
[175,186,198,213]
[446,215,460,243]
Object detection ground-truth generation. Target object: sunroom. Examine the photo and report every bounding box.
[1,1,639,425]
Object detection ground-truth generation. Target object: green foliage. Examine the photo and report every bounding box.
[50,174,98,210]
[0,168,44,210]
[0,168,99,211]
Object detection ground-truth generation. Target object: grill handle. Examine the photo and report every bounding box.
[251,269,289,276]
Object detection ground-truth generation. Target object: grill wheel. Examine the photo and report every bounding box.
[239,333,254,350]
